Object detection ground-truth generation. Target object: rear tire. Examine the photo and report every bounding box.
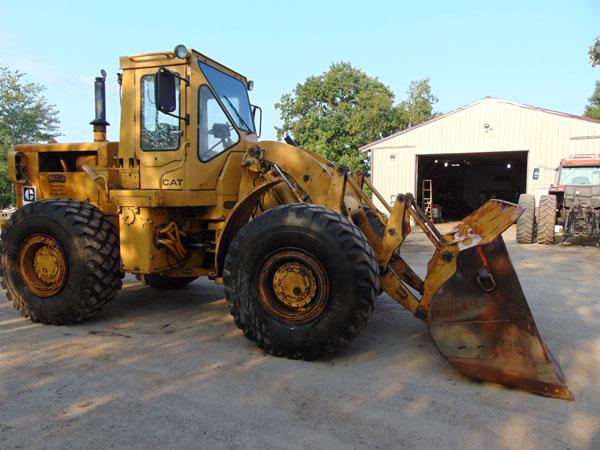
[136,273,197,289]
[537,195,557,245]
[223,203,379,360]
[516,194,535,244]
[0,200,122,324]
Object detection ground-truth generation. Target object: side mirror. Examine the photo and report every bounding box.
[154,68,177,113]
[251,105,262,137]
[532,167,540,180]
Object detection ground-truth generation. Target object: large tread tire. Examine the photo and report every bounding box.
[0,200,122,324]
[516,194,536,244]
[363,204,385,238]
[537,195,557,245]
[136,273,197,289]
[362,204,385,295]
[223,203,379,360]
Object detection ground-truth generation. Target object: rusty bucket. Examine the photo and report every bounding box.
[425,202,573,400]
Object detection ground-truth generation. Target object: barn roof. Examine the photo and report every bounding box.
[359,97,600,152]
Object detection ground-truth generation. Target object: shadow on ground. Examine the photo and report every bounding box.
[0,226,599,449]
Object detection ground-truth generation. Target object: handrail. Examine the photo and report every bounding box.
[405,194,446,249]
[81,164,109,204]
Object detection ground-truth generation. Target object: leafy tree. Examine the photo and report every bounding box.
[0,67,60,206]
[399,78,438,127]
[0,130,14,207]
[589,37,600,67]
[0,67,60,144]
[584,81,600,120]
[584,38,600,120]
[275,63,438,172]
[276,62,402,171]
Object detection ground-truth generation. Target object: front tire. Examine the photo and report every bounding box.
[223,203,379,360]
[0,200,122,324]
[537,195,557,245]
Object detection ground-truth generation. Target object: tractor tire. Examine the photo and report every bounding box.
[0,200,122,324]
[223,203,379,360]
[362,205,385,295]
[137,273,197,289]
[363,204,385,238]
[516,194,536,244]
[537,195,557,245]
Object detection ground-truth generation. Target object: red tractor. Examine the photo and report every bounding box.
[517,154,600,245]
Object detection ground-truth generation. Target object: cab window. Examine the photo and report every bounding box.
[199,62,255,134]
[140,75,180,150]
[198,85,239,162]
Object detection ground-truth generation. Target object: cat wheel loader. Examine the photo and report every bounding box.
[1,45,572,400]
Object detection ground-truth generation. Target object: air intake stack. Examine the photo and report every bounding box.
[90,70,110,142]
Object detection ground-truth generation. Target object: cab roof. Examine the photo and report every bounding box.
[119,48,248,84]
[560,154,600,167]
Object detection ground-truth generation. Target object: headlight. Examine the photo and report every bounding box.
[174,44,188,59]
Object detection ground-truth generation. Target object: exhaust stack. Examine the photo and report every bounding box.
[90,70,109,142]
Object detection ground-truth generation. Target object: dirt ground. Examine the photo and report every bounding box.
[0,225,599,450]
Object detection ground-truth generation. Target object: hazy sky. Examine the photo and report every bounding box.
[1,0,598,143]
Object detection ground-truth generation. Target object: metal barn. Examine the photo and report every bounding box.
[361,97,600,220]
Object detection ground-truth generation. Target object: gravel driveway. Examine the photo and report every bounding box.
[1,226,598,449]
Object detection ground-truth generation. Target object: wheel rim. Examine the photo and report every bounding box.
[18,234,67,297]
[258,249,329,324]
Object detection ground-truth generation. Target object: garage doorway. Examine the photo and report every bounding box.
[416,151,528,221]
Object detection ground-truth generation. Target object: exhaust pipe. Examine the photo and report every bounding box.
[90,69,110,142]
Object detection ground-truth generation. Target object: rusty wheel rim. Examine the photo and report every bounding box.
[258,249,329,324]
[18,234,67,297]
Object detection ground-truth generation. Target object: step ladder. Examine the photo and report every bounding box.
[422,179,433,222]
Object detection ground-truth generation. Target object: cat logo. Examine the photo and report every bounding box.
[162,178,183,187]
[23,186,36,205]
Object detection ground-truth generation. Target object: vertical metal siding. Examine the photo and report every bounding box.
[369,98,600,210]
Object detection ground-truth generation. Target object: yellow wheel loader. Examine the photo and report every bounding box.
[1,45,572,399]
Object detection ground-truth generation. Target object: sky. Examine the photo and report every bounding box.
[0,0,598,143]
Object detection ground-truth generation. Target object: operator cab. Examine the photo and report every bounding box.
[554,154,600,187]
[118,45,263,191]
[153,45,261,161]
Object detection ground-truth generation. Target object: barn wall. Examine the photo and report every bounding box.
[368,98,600,211]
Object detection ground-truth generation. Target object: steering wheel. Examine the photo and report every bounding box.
[203,123,233,159]
[209,123,232,140]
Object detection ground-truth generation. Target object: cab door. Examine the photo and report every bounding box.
[183,60,247,191]
[136,65,188,190]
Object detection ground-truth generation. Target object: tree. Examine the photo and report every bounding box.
[0,67,60,206]
[399,78,439,128]
[0,130,14,207]
[276,62,402,172]
[584,81,600,120]
[275,63,438,172]
[589,37,600,67]
[584,37,600,120]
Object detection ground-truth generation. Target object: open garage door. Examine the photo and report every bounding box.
[416,151,527,221]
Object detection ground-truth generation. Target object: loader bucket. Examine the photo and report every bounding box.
[425,202,573,400]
